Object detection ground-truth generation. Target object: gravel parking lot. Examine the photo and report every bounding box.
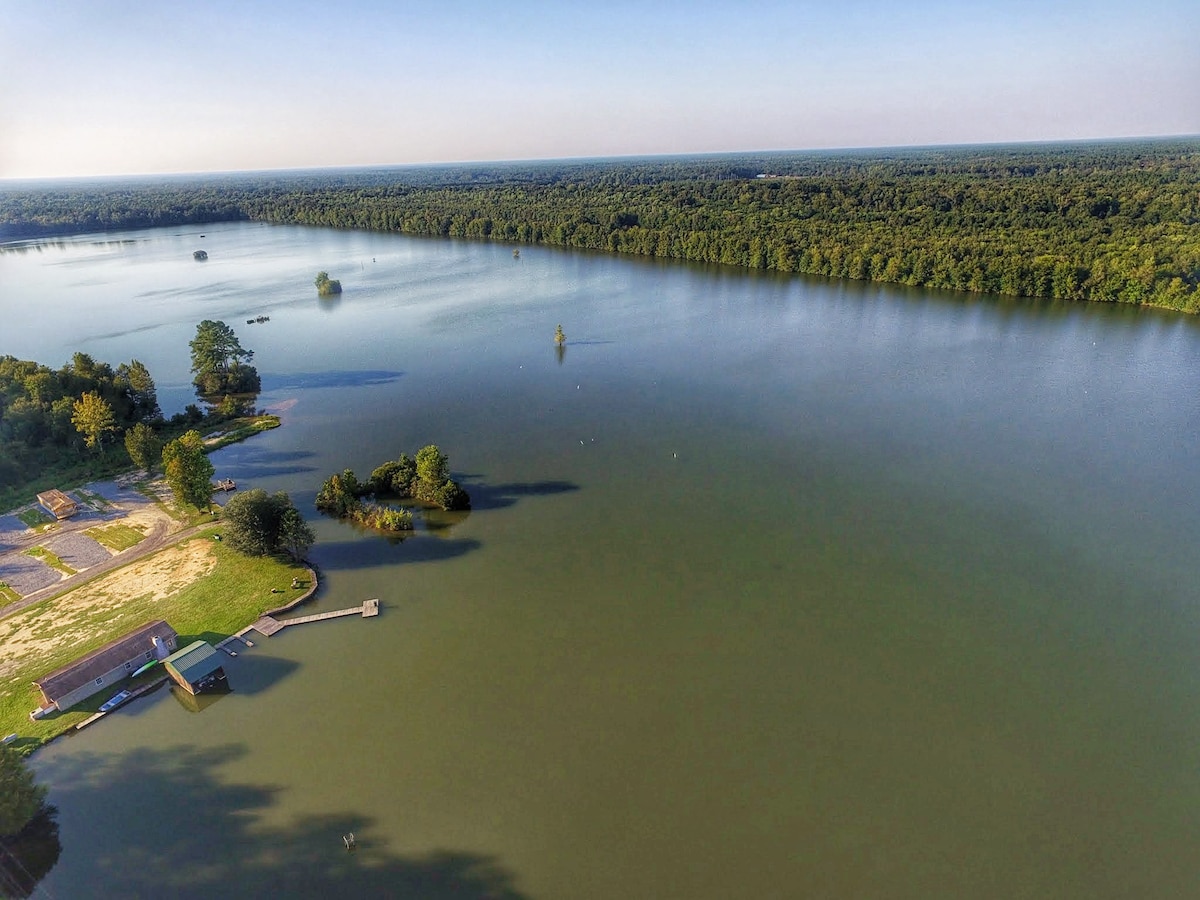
[0,553,61,595]
[0,515,26,552]
[44,532,113,569]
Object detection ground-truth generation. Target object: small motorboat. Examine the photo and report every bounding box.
[98,690,132,713]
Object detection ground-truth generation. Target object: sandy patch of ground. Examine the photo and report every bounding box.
[0,540,216,679]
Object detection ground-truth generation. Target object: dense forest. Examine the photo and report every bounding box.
[0,353,171,502]
[0,319,265,507]
[2,139,1198,310]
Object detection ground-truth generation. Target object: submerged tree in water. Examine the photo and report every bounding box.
[314,271,342,296]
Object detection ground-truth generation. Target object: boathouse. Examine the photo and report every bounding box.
[36,489,78,520]
[33,620,178,714]
[163,641,228,695]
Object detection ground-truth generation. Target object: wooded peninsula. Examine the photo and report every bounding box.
[2,138,1198,311]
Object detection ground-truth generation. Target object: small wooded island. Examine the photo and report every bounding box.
[316,444,470,533]
[314,271,342,296]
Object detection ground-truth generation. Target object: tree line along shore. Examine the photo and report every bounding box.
[2,138,1198,312]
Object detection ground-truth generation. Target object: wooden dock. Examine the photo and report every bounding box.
[249,599,378,641]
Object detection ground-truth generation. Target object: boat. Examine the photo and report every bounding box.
[213,478,237,492]
[131,659,158,677]
[98,690,132,713]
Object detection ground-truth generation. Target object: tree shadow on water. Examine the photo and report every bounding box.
[461,480,580,512]
[217,446,321,479]
[0,802,60,899]
[38,744,528,899]
[313,536,482,571]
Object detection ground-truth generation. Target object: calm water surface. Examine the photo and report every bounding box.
[4,223,1200,898]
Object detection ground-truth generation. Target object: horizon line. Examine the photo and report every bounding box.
[3,133,1198,185]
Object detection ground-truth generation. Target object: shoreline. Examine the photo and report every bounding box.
[0,417,324,754]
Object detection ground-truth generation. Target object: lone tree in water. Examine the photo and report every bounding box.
[189,320,260,397]
[554,324,566,345]
[161,430,214,511]
[314,271,342,296]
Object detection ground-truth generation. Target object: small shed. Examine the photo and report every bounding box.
[34,620,178,712]
[163,641,228,695]
[36,489,78,520]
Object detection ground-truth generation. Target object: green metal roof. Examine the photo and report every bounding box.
[164,640,223,683]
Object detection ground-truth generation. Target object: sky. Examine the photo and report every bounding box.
[1,0,1197,179]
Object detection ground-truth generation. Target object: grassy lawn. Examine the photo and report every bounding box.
[85,523,147,552]
[0,529,310,750]
[0,583,18,605]
[17,508,54,530]
[23,546,76,576]
[74,487,115,510]
[204,414,281,452]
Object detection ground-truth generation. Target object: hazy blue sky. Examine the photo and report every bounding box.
[2,0,1197,178]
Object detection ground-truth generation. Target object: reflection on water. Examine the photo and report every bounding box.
[35,744,526,898]
[8,222,1200,898]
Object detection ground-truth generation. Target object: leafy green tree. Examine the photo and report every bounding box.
[189,320,260,397]
[124,422,162,472]
[368,454,416,495]
[278,503,317,561]
[415,444,449,489]
[0,746,45,837]
[222,489,315,560]
[412,444,470,510]
[315,469,362,517]
[161,430,214,511]
[116,359,161,422]
[390,454,417,495]
[71,391,116,450]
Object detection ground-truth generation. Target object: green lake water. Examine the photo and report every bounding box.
[5,222,1200,897]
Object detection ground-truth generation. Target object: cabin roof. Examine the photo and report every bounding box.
[36,489,78,518]
[35,620,177,701]
[164,641,223,683]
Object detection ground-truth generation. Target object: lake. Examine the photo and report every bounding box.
[5,222,1200,898]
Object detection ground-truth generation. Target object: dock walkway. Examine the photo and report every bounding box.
[217,599,379,655]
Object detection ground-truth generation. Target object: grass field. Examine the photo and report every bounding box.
[203,414,281,452]
[23,546,75,576]
[0,530,310,750]
[17,508,53,530]
[84,522,147,552]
